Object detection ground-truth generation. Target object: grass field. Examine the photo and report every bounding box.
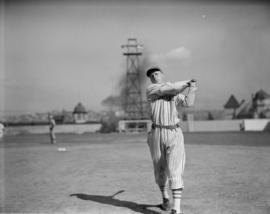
[1,132,270,214]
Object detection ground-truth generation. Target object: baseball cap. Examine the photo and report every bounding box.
[146,67,163,77]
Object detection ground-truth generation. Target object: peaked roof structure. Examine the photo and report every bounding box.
[73,102,87,114]
[253,89,270,101]
[224,95,240,109]
[236,89,270,119]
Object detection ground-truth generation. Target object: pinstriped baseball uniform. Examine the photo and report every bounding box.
[146,82,188,190]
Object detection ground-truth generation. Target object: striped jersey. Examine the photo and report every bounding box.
[146,82,186,126]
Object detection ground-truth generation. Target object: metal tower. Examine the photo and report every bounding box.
[121,38,144,119]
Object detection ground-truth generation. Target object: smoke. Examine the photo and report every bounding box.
[101,47,152,110]
[101,95,122,108]
[101,45,192,111]
[119,51,152,106]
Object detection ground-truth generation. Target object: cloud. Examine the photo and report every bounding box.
[166,47,191,60]
[151,46,191,61]
[150,46,191,68]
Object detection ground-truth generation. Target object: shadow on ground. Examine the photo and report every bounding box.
[70,190,162,214]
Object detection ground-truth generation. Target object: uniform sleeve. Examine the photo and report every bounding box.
[146,81,192,101]
[176,86,198,107]
[146,84,162,101]
[147,82,183,101]
[170,80,190,91]
[175,93,186,106]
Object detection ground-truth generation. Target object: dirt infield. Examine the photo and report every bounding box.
[1,132,270,214]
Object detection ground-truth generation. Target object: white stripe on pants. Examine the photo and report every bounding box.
[147,127,186,189]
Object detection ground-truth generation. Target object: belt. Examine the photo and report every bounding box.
[152,123,180,130]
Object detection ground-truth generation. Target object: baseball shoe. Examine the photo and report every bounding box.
[161,197,170,211]
[170,209,183,214]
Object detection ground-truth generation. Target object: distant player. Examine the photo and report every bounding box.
[0,123,4,138]
[48,115,56,144]
[146,67,197,214]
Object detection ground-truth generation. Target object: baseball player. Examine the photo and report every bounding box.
[0,123,4,139]
[48,115,56,144]
[146,67,197,214]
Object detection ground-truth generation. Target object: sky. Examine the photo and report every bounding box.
[1,0,270,116]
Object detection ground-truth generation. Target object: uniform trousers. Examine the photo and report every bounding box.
[147,127,186,189]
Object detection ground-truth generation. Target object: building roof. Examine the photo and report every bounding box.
[73,102,87,114]
[254,89,270,101]
[224,95,240,109]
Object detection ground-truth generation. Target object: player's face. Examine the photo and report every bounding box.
[150,71,164,84]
